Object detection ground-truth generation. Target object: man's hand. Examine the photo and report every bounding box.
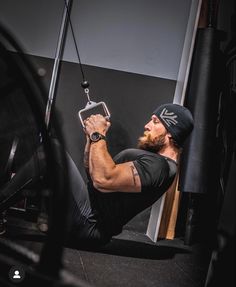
[84,114,111,137]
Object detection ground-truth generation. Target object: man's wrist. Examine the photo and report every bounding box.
[90,132,106,143]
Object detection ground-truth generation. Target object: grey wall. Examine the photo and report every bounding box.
[0,0,192,79]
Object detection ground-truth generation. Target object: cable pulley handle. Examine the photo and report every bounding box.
[78,101,110,128]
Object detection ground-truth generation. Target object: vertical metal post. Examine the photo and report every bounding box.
[45,0,73,128]
[38,0,73,278]
[173,0,202,105]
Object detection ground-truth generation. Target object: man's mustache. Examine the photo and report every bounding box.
[138,132,153,145]
[141,131,149,137]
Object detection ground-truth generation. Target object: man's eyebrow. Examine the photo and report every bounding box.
[152,116,159,122]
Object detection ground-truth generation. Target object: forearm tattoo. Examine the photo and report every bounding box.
[130,164,139,185]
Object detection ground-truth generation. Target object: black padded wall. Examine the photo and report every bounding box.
[179,28,223,194]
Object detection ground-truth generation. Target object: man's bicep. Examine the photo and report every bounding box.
[96,161,142,193]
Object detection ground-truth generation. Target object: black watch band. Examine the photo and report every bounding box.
[90,132,106,143]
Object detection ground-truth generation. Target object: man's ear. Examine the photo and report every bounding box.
[167,132,172,139]
[166,132,173,144]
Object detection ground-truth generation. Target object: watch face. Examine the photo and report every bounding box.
[90,132,101,142]
[90,132,106,142]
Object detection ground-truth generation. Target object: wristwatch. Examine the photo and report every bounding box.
[90,132,106,142]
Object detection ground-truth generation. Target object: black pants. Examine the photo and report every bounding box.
[65,148,110,246]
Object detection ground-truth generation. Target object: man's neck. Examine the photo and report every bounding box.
[158,147,179,163]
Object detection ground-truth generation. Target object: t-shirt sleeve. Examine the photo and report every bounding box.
[133,154,169,193]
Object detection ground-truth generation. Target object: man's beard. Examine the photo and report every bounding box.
[137,132,166,153]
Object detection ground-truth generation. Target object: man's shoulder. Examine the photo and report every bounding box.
[114,148,164,163]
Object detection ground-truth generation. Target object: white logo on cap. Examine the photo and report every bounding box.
[160,108,178,127]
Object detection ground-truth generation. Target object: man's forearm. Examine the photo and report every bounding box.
[83,137,90,170]
[89,140,116,186]
[83,114,112,184]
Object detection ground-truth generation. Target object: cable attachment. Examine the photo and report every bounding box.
[78,81,111,128]
[78,81,111,127]
[81,80,91,103]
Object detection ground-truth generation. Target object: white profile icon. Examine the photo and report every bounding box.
[13,270,21,279]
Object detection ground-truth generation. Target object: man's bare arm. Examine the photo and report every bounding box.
[89,140,141,193]
[84,114,141,193]
[83,136,90,170]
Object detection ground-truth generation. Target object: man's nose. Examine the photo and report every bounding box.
[144,122,151,131]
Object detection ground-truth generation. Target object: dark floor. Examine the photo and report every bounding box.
[63,232,210,287]
[1,209,212,287]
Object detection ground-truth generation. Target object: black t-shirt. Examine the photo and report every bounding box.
[88,148,177,237]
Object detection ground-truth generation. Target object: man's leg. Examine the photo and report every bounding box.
[65,151,111,246]
[65,149,92,228]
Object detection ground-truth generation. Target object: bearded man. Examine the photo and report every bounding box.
[0,103,193,245]
[67,103,194,246]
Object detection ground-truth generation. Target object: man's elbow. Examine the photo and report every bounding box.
[92,177,113,193]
